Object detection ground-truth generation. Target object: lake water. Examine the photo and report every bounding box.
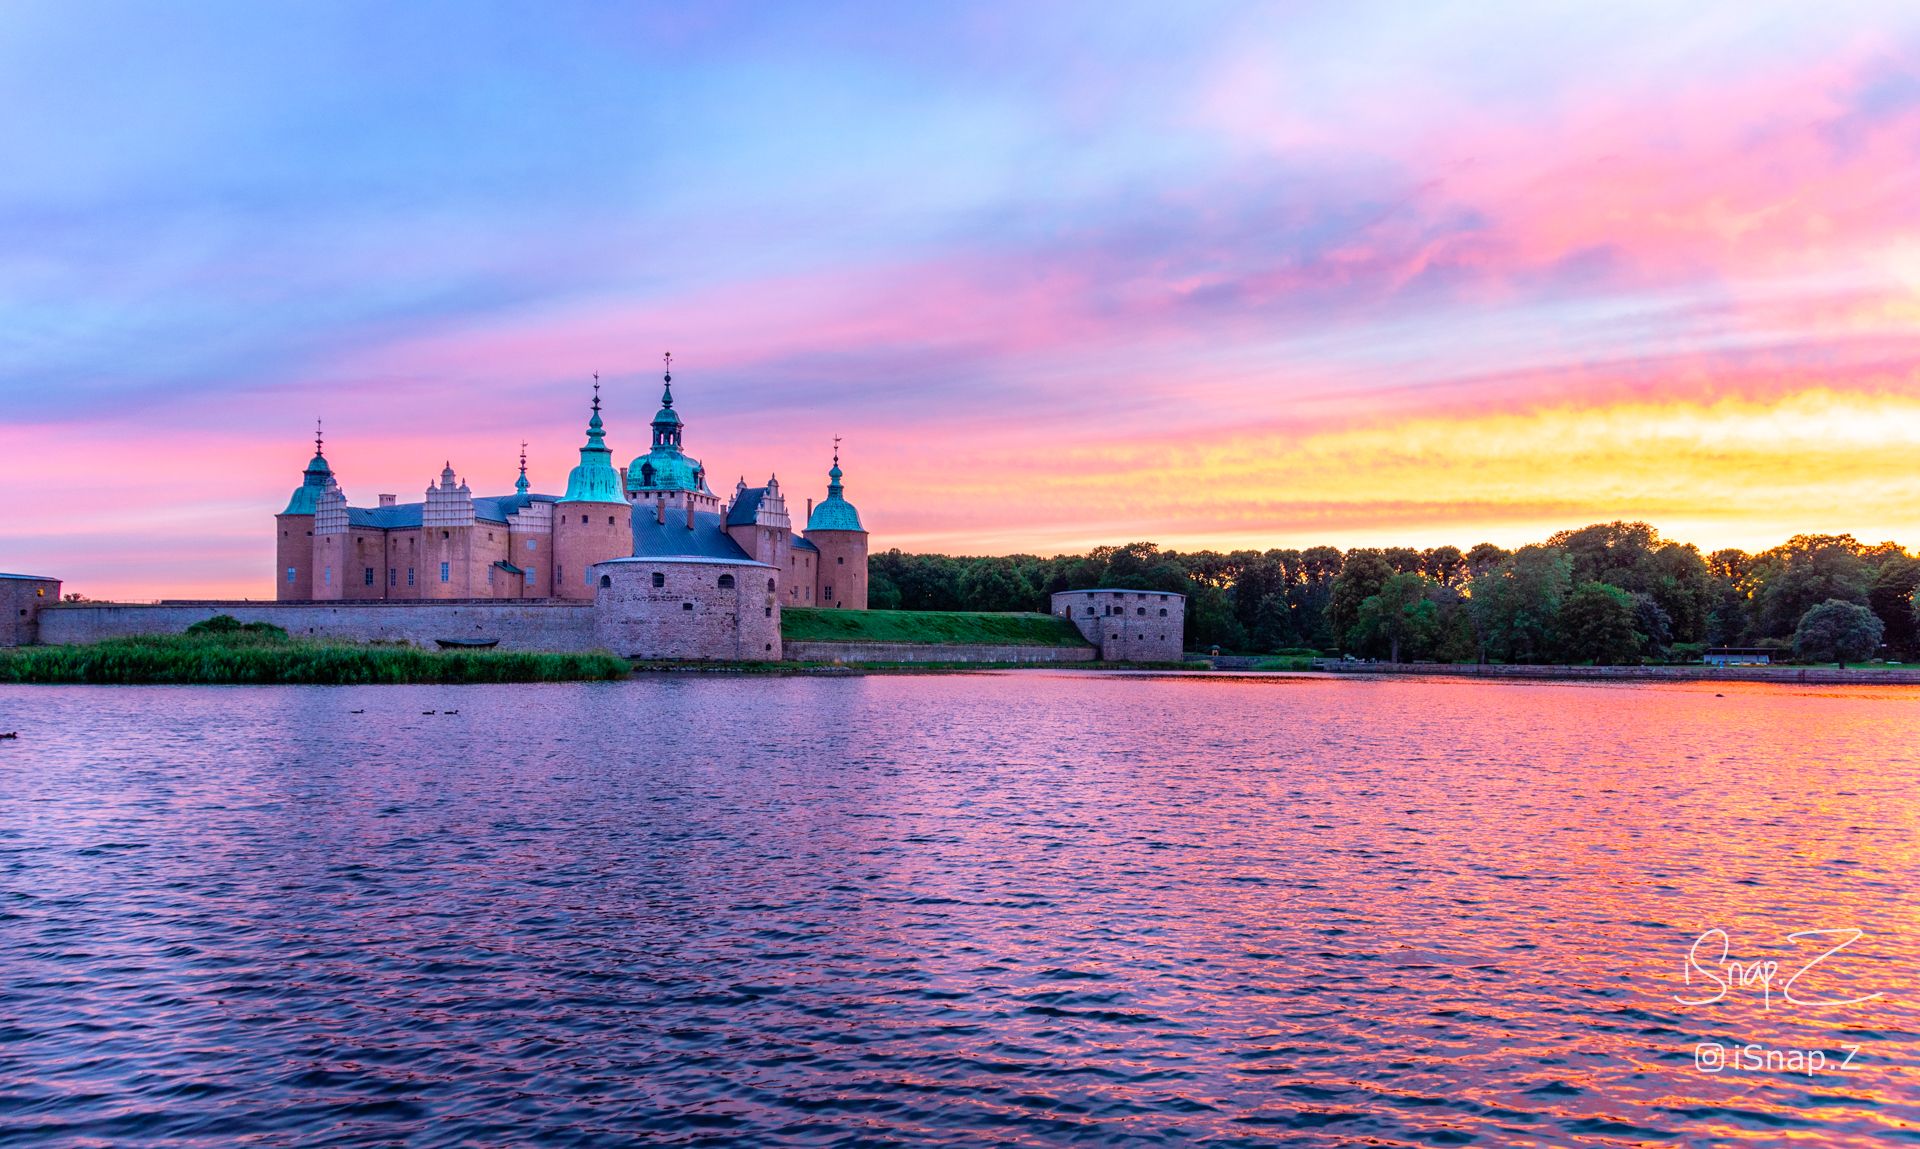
[1,672,1916,1147]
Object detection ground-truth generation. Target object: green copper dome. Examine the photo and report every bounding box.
[562,384,625,504]
[281,450,332,515]
[805,454,864,532]
[625,369,710,494]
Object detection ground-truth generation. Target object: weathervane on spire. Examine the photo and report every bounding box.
[519,441,528,477]
[833,434,841,466]
[663,351,672,382]
[315,419,324,455]
[592,372,601,413]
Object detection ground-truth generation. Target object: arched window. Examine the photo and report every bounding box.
[599,574,611,588]
[1159,608,1168,616]
[640,463,655,485]
[767,578,776,592]
[1137,607,1146,616]
[718,574,735,589]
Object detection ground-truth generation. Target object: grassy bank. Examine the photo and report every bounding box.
[0,626,629,685]
[781,607,1091,647]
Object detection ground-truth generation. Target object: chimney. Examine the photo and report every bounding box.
[655,499,665,525]
[379,494,396,507]
[685,500,695,529]
[618,466,628,487]
[807,497,814,520]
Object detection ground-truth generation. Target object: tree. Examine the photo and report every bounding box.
[1349,572,1440,662]
[1793,600,1884,667]
[1868,555,1920,660]
[1464,542,1511,581]
[1421,545,1467,587]
[1558,582,1642,664]
[1471,545,1572,663]
[1328,550,1395,649]
[1750,535,1872,638]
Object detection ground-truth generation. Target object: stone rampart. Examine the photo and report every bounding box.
[37,600,600,652]
[784,641,1096,664]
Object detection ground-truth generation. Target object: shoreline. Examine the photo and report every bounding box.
[1304,660,1920,686]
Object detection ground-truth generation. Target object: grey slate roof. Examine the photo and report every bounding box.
[790,535,818,553]
[0,572,58,581]
[631,509,757,562]
[725,487,767,527]
[344,493,557,530]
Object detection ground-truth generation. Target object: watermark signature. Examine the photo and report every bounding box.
[1694,1042,1862,1076]
[1675,927,1883,1012]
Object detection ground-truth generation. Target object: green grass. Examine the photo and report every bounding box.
[0,628,630,685]
[782,607,1092,647]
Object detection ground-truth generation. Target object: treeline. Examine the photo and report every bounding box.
[869,524,1920,664]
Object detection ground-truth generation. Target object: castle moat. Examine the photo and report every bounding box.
[2,673,1915,1146]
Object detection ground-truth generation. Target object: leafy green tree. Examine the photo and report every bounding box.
[1421,546,1467,587]
[1750,535,1872,637]
[1868,554,1920,660]
[1328,550,1395,649]
[1349,572,1440,662]
[1471,545,1572,663]
[1793,599,1885,667]
[1631,592,1673,661]
[1556,582,1641,663]
[1464,542,1511,581]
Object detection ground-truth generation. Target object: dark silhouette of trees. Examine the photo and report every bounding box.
[1793,600,1885,667]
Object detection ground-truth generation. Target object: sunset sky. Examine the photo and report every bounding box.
[5,2,1920,599]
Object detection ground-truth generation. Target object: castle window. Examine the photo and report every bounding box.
[408,568,415,586]
[599,574,611,588]
[487,566,494,586]
[556,565,563,585]
[388,568,397,587]
[767,578,775,592]
[718,574,735,589]
[1159,608,1168,616]
[286,567,296,584]
[364,567,375,586]
[1137,607,1146,616]
[488,532,494,540]
[440,562,450,582]
[682,601,693,611]
[584,569,592,586]
[607,515,615,525]
[823,584,833,600]
[441,531,449,539]
[323,566,331,586]
[527,539,537,551]
[652,572,666,588]
[837,556,844,564]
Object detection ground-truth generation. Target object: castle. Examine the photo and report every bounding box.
[272,360,866,659]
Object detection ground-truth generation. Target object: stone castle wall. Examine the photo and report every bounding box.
[1,577,62,647]
[805,530,868,610]
[38,600,599,652]
[784,641,1096,664]
[1052,589,1187,662]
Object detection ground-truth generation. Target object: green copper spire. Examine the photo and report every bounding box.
[515,441,530,496]
[282,419,333,515]
[806,436,864,532]
[563,375,624,504]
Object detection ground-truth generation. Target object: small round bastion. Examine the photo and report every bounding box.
[592,557,781,661]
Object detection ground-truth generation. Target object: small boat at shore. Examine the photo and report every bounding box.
[434,638,500,650]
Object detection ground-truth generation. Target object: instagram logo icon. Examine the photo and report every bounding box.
[1695,1043,1726,1072]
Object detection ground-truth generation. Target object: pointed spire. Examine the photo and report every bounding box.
[661,351,674,407]
[515,441,530,495]
[828,435,844,488]
[315,419,325,457]
[585,373,607,447]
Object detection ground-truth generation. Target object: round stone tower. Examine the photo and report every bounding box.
[275,422,332,600]
[553,379,631,600]
[802,444,868,610]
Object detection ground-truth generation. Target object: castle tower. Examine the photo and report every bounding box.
[275,422,331,600]
[804,440,868,610]
[554,377,631,599]
[624,353,721,515]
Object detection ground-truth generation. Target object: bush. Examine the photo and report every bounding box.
[0,633,629,685]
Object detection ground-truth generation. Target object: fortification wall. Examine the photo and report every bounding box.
[1,577,62,647]
[1052,589,1187,662]
[592,558,781,661]
[37,600,599,652]
[784,641,1097,664]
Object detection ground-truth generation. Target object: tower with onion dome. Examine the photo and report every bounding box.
[624,353,719,515]
[803,439,868,610]
[554,376,632,600]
